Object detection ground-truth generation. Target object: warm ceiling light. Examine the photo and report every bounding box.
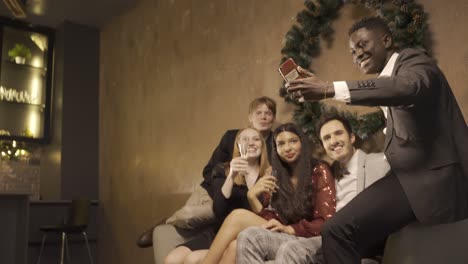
[2,0,27,18]
[31,33,47,51]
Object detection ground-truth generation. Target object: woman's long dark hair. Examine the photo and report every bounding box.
[270,123,317,224]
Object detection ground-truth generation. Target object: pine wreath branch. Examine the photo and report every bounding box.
[279,0,430,147]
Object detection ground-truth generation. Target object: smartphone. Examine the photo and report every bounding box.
[278,58,303,83]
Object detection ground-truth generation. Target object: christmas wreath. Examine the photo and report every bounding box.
[280,0,429,146]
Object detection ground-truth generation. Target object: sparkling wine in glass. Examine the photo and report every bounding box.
[261,168,281,221]
[238,142,248,177]
[265,169,277,211]
[260,169,283,223]
[238,142,248,158]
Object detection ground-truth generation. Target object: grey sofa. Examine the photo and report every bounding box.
[152,218,468,264]
[381,219,468,264]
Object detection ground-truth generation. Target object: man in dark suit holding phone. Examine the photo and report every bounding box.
[286,17,468,264]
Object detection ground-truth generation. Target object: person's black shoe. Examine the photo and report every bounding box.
[136,226,156,248]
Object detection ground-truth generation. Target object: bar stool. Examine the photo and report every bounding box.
[36,199,94,264]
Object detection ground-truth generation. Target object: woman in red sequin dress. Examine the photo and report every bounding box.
[201,123,336,264]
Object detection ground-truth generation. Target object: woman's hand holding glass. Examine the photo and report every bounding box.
[265,168,278,211]
[254,167,282,221]
[228,157,248,178]
[247,168,278,199]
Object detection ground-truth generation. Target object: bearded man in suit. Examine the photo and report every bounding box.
[286,16,468,264]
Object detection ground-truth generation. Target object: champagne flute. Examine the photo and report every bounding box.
[265,169,277,211]
[238,141,248,158]
[260,168,281,221]
[238,141,248,176]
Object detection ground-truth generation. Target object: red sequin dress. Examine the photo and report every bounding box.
[258,161,336,237]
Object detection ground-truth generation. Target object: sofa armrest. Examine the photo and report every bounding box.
[382,219,468,264]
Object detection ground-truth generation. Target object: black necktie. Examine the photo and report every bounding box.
[332,161,349,181]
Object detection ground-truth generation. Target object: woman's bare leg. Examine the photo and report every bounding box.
[164,246,192,264]
[183,250,208,264]
[201,209,266,264]
[220,240,237,264]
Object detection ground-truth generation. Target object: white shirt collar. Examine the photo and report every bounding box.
[379,52,399,77]
[344,148,360,176]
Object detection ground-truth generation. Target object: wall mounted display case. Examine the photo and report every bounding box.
[0,17,54,143]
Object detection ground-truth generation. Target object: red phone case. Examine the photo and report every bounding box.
[278,58,301,82]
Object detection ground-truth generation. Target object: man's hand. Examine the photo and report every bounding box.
[286,66,334,102]
[262,219,295,235]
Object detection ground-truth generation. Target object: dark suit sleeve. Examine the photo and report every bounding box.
[202,130,237,184]
[211,164,249,221]
[348,49,438,107]
[290,162,336,237]
[211,165,231,220]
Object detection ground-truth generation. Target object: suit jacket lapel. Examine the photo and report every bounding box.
[382,52,401,152]
[356,150,366,193]
[384,107,394,152]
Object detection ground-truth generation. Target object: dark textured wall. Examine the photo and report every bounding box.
[40,22,99,200]
[61,21,99,200]
[39,23,64,200]
[99,1,468,263]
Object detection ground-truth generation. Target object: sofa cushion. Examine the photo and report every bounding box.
[165,184,215,229]
[382,219,468,264]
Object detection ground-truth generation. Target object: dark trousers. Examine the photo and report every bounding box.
[321,171,416,264]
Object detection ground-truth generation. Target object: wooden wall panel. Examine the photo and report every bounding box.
[99,1,468,263]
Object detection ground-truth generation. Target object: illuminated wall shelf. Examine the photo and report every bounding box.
[3,60,47,73]
[0,17,54,142]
